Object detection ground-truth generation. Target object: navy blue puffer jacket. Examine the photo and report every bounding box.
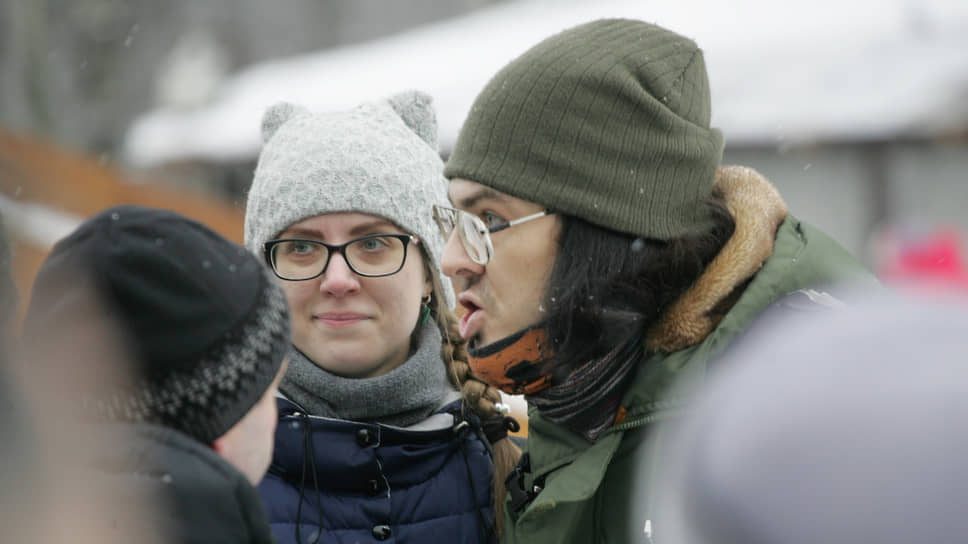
[258,396,496,543]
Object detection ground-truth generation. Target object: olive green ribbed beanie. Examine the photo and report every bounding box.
[445,18,724,240]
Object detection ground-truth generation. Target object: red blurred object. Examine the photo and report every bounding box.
[876,227,968,293]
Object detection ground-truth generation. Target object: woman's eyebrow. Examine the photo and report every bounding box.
[279,220,400,240]
[279,227,324,239]
[348,220,399,236]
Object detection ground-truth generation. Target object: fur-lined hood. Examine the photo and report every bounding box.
[646,165,789,353]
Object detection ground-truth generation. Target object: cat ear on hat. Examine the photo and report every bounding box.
[386,90,438,150]
[260,102,310,144]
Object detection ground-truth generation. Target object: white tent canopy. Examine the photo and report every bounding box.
[123,0,968,167]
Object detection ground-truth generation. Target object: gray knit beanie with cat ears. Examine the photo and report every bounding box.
[244,90,455,309]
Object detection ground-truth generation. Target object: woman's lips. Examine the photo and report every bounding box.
[315,312,368,328]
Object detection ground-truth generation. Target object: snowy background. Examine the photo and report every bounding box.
[123,0,968,165]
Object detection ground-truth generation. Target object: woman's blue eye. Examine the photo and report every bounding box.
[290,242,315,254]
[278,241,321,261]
[359,237,391,251]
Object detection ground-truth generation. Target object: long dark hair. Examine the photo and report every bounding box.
[542,188,735,381]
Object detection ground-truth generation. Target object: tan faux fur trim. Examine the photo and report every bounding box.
[645,165,789,353]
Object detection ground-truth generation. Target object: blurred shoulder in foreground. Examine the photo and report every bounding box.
[649,289,968,544]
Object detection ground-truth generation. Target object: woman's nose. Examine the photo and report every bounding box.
[319,251,361,296]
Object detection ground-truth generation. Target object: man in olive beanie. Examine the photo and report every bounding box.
[446,18,722,240]
[435,18,877,543]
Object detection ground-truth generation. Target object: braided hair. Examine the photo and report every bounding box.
[425,264,520,537]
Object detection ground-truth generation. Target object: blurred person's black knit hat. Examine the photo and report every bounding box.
[22,205,290,445]
[445,18,723,240]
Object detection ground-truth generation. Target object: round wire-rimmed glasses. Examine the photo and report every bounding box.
[432,205,552,266]
[264,233,417,280]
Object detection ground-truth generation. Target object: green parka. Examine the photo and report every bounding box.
[501,167,879,543]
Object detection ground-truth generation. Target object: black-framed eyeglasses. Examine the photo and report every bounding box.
[264,234,417,280]
[432,205,553,266]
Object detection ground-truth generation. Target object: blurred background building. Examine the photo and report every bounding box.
[3,0,968,314]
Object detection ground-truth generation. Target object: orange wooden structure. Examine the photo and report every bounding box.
[0,128,245,322]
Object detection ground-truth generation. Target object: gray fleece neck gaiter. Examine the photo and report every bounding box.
[280,320,452,427]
